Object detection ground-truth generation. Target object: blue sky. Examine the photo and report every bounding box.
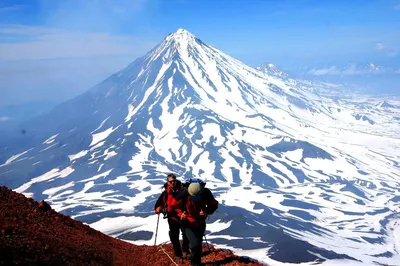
[1,0,399,106]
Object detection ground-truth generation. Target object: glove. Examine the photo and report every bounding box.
[199,209,207,219]
[180,212,187,220]
[155,207,162,214]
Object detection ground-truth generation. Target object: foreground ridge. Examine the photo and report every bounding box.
[0,186,263,266]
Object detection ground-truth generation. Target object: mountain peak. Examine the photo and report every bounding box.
[258,63,289,78]
[166,28,196,42]
[146,28,201,62]
[174,28,193,35]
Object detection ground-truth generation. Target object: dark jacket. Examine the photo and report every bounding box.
[154,180,182,221]
[173,187,218,227]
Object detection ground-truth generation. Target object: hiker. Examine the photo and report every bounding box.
[173,178,219,266]
[154,173,189,262]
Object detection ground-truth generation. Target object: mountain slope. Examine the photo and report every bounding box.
[1,29,400,265]
[0,100,57,131]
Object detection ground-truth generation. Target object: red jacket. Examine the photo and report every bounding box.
[154,182,182,221]
[173,188,218,227]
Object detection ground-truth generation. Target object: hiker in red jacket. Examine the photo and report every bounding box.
[173,179,219,266]
[154,174,189,262]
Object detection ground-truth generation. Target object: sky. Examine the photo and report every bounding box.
[0,0,400,107]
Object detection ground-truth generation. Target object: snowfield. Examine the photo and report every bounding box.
[1,29,399,266]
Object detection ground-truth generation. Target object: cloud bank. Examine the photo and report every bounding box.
[0,0,158,107]
[376,42,398,57]
[0,116,10,122]
[0,24,156,61]
[308,63,400,76]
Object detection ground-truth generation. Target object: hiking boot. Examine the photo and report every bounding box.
[174,256,183,263]
[184,253,193,260]
[182,249,190,254]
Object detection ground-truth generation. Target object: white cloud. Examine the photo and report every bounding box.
[0,54,140,106]
[308,66,339,76]
[0,116,10,122]
[376,43,386,50]
[375,42,398,57]
[0,0,156,61]
[0,25,156,61]
[0,5,26,13]
[0,24,157,106]
[308,64,400,76]
[0,0,158,107]
[0,24,60,36]
[395,4,400,10]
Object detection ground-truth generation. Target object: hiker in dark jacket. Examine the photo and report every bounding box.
[173,179,219,266]
[154,173,189,262]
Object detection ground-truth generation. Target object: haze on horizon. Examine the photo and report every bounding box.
[0,0,399,108]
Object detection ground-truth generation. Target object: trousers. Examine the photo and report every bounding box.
[168,218,189,257]
[182,223,206,266]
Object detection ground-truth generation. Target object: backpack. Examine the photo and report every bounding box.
[180,178,217,216]
[183,178,206,188]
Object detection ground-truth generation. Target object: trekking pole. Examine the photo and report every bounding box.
[203,233,211,253]
[154,213,160,246]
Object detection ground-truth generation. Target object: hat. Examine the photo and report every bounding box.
[188,182,203,196]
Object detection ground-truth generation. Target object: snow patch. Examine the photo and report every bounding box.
[15,167,74,194]
[90,126,119,147]
[108,176,128,184]
[43,182,75,197]
[79,169,113,183]
[43,134,59,145]
[68,150,88,161]
[91,116,111,134]
[2,148,33,166]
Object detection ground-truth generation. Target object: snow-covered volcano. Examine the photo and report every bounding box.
[1,29,400,265]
